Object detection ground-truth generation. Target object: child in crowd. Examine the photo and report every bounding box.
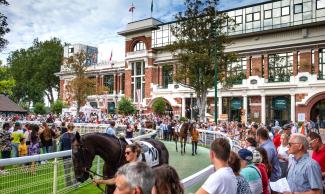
[18,137,28,157]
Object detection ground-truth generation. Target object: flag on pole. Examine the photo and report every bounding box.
[151,0,154,15]
[129,3,135,12]
[109,50,113,62]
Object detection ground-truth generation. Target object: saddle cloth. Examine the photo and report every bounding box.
[137,141,159,167]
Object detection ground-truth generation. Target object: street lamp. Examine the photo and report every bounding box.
[213,3,218,124]
[115,95,118,111]
[190,92,193,120]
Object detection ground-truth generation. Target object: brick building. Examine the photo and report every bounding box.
[117,0,325,125]
[58,0,325,125]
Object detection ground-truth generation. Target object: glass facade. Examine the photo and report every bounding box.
[227,57,247,84]
[131,61,145,102]
[104,75,114,94]
[318,49,325,79]
[268,52,293,82]
[152,0,325,48]
[266,96,291,125]
[161,65,173,88]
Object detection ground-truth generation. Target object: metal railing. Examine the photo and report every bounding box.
[0,124,241,194]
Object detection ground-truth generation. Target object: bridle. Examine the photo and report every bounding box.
[76,143,105,193]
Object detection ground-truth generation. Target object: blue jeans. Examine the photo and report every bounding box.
[42,146,52,154]
[11,143,19,157]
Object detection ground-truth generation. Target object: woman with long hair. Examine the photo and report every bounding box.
[40,122,55,153]
[28,124,40,174]
[152,164,184,194]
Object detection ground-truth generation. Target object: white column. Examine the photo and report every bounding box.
[261,94,266,125]
[218,96,222,119]
[243,95,248,124]
[119,73,123,94]
[291,94,296,122]
[113,74,116,95]
[181,97,186,118]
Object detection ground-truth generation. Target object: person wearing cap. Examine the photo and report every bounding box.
[252,149,270,194]
[10,122,24,158]
[238,148,263,194]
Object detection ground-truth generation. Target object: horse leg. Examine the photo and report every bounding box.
[181,140,183,155]
[183,138,186,154]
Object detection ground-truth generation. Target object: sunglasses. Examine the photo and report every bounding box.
[125,151,132,155]
[288,142,300,147]
[309,139,316,144]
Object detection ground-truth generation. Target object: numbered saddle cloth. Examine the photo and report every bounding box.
[138,141,159,167]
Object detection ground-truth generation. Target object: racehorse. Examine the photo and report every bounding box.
[172,122,194,155]
[71,132,169,194]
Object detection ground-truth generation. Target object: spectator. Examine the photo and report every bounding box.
[255,147,272,178]
[228,151,252,194]
[152,164,184,194]
[238,148,263,194]
[40,122,56,154]
[23,123,31,146]
[114,162,155,194]
[252,149,270,194]
[106,121,116,136]
[191,125,200,156]
[161,119,169,141]
[60,122,67,134]
[256,127,281,182]
[18,137,28,157]
[60,123,76,187]
[28,124,41,174]
[286,133,323,193]
[277,134,289,178]
[11,122,24,157]
[196,138,237,194]
[93,143,141,186]
[272,126,281,149]
[308,132,325,179]
[244,137,257,152]
[125,124,134,139]
[0,122,12,174]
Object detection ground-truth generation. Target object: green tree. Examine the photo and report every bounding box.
[0,0,10,51]
[165,0,235,121]
[152,97,167,115]
[33,102,46,115]
[65,50,96,116]
[0,65,15,95]
[51,100,65,114]
[117,97,136,115]
[7,38,63,104]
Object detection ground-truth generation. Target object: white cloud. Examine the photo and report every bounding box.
[0,0,263,63]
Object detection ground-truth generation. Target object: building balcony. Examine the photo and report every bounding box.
[125,50,148,60]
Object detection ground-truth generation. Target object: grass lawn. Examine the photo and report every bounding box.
[69,141,211,194]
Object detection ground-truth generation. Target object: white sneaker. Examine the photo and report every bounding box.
[0,170,9,175]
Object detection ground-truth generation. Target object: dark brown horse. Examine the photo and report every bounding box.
[172,122,194,155]
[71,132,169,194]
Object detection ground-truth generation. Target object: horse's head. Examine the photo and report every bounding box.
[71,132,94,182]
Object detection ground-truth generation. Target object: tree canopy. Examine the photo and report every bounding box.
[165,0,235,121]
[0,0,10,51]
[152,97,167,115]
[0,65,15,95]
[117,97,136,115]
[65,50,96,115]
[7,38,63,104]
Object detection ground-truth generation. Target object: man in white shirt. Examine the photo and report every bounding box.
[196,138,237,194]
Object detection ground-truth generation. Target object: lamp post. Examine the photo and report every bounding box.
[213,3,218,124]
[115,95,118,112]
[190,92,193,120]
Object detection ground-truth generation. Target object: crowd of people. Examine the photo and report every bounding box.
[1,112,325,193]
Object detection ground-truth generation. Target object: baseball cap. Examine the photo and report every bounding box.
[283,124,291,130]
[15,121,21,126]
[252,150,262,163]
[238,149,253,162]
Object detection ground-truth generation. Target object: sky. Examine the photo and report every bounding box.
[0,0,266,64]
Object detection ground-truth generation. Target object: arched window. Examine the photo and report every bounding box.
[133,41,146,51]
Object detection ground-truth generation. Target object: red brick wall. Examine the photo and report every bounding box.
[246,57,251,78]
[125,70,132,98]
[251,56,262,77]
[299,50,312,73]
[125,36,152,53]
[293,51,298,76]
[59,80,64,100]
[295,93,308,103]
[145,68,154,98]
[249,96,261,122]
[263,55,268,78]
[314,49,319,76]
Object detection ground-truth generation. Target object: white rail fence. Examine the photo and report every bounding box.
[0,123,240,194]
